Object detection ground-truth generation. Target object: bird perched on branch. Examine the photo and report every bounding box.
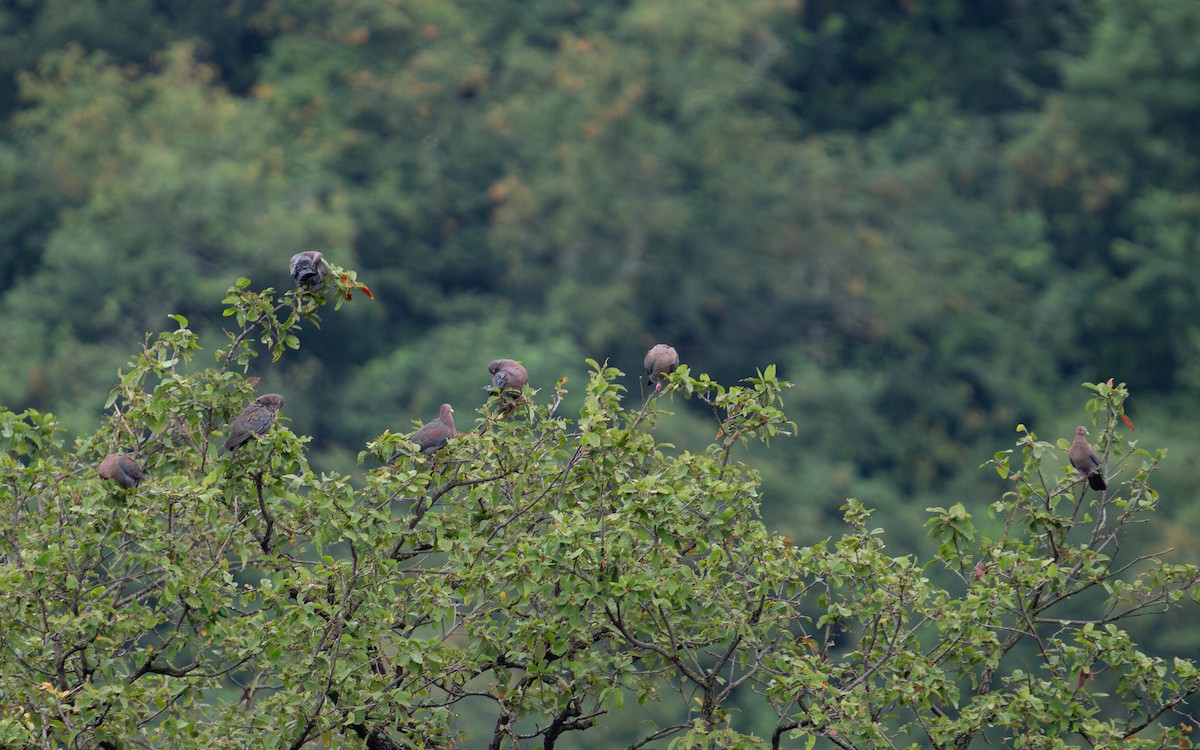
[484,359,528,395]
[1068,426,1107,491]
[644,343,679,392]
[411,403,456,455]
[98,453,143,489]
[289,251,328,288]
[224,394,285,453]
[484,359,528,419]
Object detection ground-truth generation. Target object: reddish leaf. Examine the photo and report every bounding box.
[1120,414,1134,431]
[357,283,374,299]
[1075,668,1093,690]
[1106,377,1114,386]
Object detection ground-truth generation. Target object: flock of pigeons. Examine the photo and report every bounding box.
[97,252,684,491]
[98,252,1108,494]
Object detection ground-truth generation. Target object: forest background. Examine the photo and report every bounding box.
[3,0,1200,712]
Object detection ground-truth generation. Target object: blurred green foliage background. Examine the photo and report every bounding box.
[3,0,1200,656]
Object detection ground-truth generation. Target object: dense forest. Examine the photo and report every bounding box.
[3,0,1200,743]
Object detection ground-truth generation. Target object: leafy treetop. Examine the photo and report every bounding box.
[0,271,1197,750]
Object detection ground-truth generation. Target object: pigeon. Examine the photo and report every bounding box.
[224,394,285,453]
[484,359,528,395]
[644,344,679,391]
[1068,426,1107,491]
[98,453,143,489]
[289,251,328,288]
[411,403,456,455]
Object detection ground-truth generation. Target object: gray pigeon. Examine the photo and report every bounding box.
[289,251,328,288]
[98,453,143,489]
[225,394,285,453]
[644,344,679,391]
[1068,426,1107,491]
[411,403,456,454]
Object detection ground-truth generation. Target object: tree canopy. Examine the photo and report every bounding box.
[1,276,1198,748]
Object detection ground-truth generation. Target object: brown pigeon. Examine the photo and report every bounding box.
[644,343,679,391]
[224,394,285,453]
[289,251,328,288]
[98,453,143,489]
[411,403,456,454]
[1068,426,1107,491]
[484,359,528,395]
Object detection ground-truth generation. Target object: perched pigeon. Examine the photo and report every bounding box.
[289,251,328,288]
[1068,426,1107,491]
[484,359,528,395]
[224,394,285,453]
[411,403,456,455]
[644,344,679,391]
[98,453,143,489]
